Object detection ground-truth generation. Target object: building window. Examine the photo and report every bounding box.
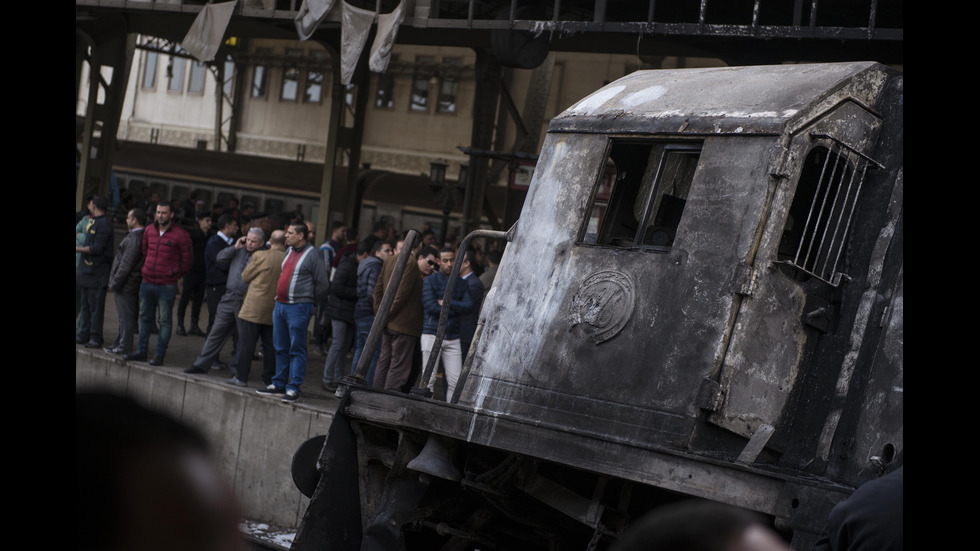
[168,55,187,92]
[375,72,395,109]
[778,142,872,285]
[304,50,326,103]
[223,56,235,97]
[188,60,207,94]
[410,55,434,112]
[581,140,700,250]
[281,48,303,102]
[437,76,458,113]
[252,48,271,98]
[142,51,158,89]
[437,57,461,114]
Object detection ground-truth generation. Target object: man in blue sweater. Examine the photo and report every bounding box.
[421,247,473,401]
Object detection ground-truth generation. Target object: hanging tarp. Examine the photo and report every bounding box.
[340,1,374,85]
[294,0,336,41]
[370,2,404,73]
[181,1,238,62]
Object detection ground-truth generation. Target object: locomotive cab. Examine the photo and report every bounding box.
[294,62,903,551]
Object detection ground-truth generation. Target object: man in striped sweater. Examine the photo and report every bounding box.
[258,222,330,402]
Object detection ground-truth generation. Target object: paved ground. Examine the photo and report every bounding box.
[82,288,346,409]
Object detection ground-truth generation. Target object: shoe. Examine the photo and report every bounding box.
[149,356,165,366]
[321,382,338,393]
[103,346,124,355]
[84,341,102,349]
[184,366,207,374]
[189,326,207,337]
[281,390,299,403]
[226,377,247,387]
[176,326,188,336]
[123,352,147,362]
[257,385,286,396]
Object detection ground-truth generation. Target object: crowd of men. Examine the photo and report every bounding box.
[77,196,504,404]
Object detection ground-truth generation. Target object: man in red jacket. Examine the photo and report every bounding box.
[126,200,193,366]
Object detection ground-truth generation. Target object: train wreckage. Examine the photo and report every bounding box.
[291,61,903,550]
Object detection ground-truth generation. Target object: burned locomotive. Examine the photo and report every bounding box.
[293,62,903,550]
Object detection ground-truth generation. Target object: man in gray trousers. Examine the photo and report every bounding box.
[105,208,146,355]
[184,228,266,375]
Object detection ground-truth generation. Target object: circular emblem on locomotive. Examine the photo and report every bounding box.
[567,270,635,344]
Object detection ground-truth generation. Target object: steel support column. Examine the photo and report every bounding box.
[316,41,344,245]
[76,28,134,210]
[461,50,502,236]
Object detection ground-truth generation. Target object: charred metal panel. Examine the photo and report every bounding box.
[300,63,903,550]
[710,91,889,448]
[457,134,779,453]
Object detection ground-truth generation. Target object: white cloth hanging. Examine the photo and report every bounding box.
[294,0,337,41]
[369,2,405,73]
[340,1,375,85]
[181,1,238,62]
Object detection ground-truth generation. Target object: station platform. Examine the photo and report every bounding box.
[75,289,350,548]
[80,287,346,407]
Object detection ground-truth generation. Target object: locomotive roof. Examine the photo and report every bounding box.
[550,61,895,136]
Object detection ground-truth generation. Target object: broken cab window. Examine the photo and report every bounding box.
[582,141,700,250]
[778,141,877,286]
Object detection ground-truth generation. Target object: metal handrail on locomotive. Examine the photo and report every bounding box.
[292,61,903,551]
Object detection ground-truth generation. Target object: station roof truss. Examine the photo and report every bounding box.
[77,0,903,67]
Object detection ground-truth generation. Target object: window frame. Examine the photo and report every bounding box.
[409,55,435,112]
[579,138,702,252]
[776,137,878,286]
[167,55,187,93]
[375,72,395,109]
[251,48,271,99]
[141,51,158,90]
[187,60,207,95]
[303,50,327,104]
[280,48,303,102]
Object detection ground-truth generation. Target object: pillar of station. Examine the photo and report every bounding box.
[460,50,502,237]
[501,53,554,230]
[313,38,371,245]
[76,26,135,211]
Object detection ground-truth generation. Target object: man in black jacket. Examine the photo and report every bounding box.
[105,209,146,355]
[320,246,366,392]
[176,212,211,337]
[76,195,115,348]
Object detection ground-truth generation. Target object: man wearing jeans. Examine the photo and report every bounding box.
[258,222,330,402]
[126,200,193,366]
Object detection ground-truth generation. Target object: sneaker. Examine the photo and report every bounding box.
[226,377,247,387]
[256,384,286,396]
[281,390,299,403]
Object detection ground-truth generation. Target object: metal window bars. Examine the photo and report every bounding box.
[788,135,881,286]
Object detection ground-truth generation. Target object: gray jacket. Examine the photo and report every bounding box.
[108,228,144,295]
[217,244,256,301]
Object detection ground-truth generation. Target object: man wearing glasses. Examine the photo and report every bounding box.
[370,241,439,392]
